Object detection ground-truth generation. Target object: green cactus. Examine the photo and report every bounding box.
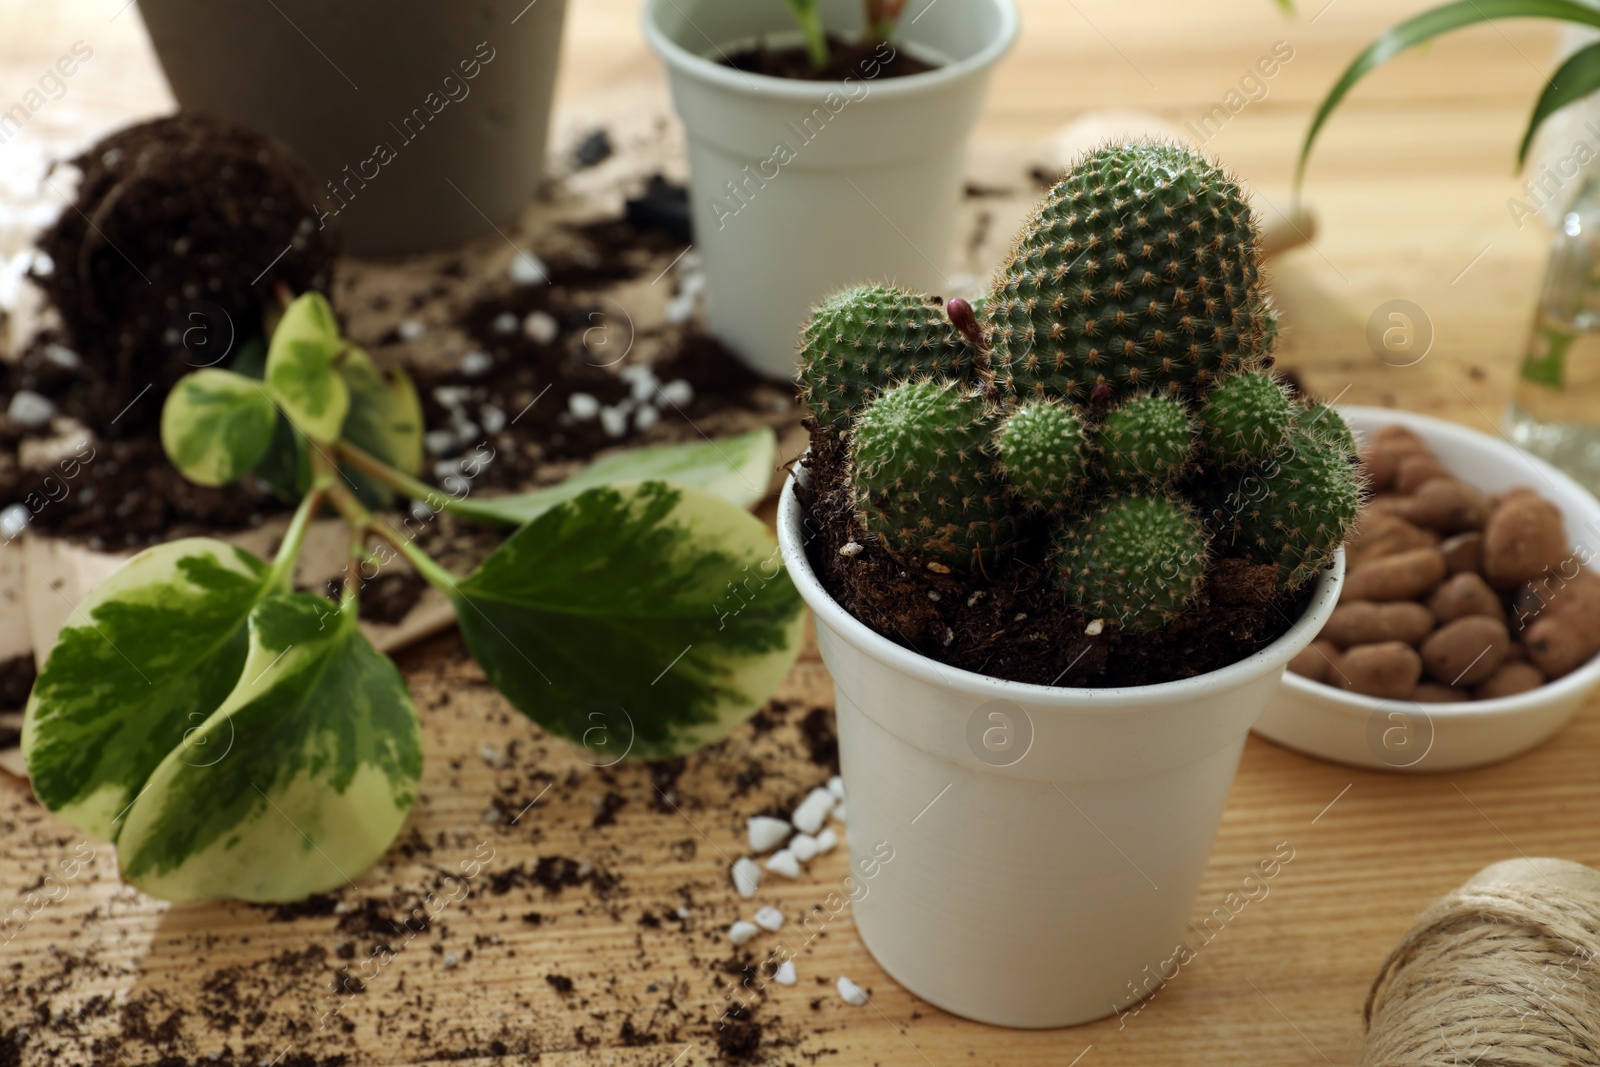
[986,141,1270,405]
[996,399,1088,511]
[1198,371,1291,465]
[798,284,978,430]
[1056,495,1210,633]
[1097,395,1194,487]
[794,141,1364,654]
[1209,426,1360,586]
[1294,401,1357,456]
[848,378,1015,570]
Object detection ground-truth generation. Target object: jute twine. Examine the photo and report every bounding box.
[1362,858,1600,1066]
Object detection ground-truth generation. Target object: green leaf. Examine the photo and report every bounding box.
[451,481,805,761]
[784,0,830,68]
[115,593,422,902]
[336,346,425,506]
[22,539,272,841]
[1297,0,1600,188]
[265,292,350,444]
[1520,40,1600,165]
[454,428,777,526]
[338,347,424,476]
[160,369,278,487]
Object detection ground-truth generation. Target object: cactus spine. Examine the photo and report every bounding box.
[848,379,1015,569]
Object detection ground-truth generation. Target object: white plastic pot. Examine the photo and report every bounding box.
[643,0,1018,379]
[776,474,1344,1028]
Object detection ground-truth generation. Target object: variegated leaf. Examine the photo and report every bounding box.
[336,346,425,505]
[160,369,278,487]
[22,539,272,840]
[453,481,804,761]
[116,593,422,902]
[453,428,777,527]
[265,292,349,444]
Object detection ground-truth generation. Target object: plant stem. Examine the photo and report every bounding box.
[318,448,465,600]
[264,476,332,593]
[366,521,463,600]
[864,0,904,43]
[334,440,518,527]
[786,0,830,69]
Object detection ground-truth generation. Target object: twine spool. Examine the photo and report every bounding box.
[1362,858,1600,1066]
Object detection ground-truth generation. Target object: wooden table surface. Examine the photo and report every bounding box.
[3,2,1595,1065]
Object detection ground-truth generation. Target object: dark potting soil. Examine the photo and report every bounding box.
[2,173,778,549]
[799,427,1312,688]
[0,654,38,715]
[721,34,937,81]
[31,112,337,437]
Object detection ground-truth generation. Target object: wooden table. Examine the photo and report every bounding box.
[3,2,1594,1065]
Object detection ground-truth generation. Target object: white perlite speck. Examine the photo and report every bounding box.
[523,310,560,344]
[836,977,868,1006]
[773,960,797,986]
[732,857,761,899]
[7,390,54,428]
[491,311,519,335]
[837,542,863,558]
[510,251,548,285]
[397,319,426,341]
[791,787,835,834]
[747,815,791,854]
[827,776,844,800]
[753,906,784,932]
[728,921,759,946]
[764,849,800,879]
[789,833,819,863]
[1,503,29,541]
[458,350,494,377]
[598,405,629,438]
[657,378,694,406]
[815,828,839,855]
[567,392,600,420]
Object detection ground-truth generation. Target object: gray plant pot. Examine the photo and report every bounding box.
[137,0,568,257]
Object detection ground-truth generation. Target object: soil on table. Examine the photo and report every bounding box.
[31,113,338,436]
[800,427,1312,689]
[721,34,937,81]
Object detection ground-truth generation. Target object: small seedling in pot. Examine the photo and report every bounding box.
[797,140,1363,638]
[784,0,908,70]
[22,292,804,903]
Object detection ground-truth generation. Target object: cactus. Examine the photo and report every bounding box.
[1198,371,1291,465]
[996,399,1088,511]
[1097,395,1193,487]
[1295,401,1357,456]
[848,378,1015,570]
[798,284,978,430]
[1210,427,1360,586]
[1056,496,1210,633]
[986,141,1270,405]
[805,140,1361,645]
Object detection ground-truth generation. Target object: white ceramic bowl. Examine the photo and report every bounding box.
[1253,406,1600,772]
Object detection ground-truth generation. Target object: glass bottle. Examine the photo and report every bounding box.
[1506,169,1600,496]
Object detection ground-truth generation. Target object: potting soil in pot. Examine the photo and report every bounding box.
[800,426,1317,688]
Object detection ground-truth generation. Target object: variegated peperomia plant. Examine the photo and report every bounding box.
[21,292,804,904]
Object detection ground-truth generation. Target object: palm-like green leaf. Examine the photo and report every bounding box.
[1520,38,1600,165]
[1298,0,1600,189]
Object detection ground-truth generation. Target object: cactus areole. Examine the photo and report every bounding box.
[794,141,1362,685]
